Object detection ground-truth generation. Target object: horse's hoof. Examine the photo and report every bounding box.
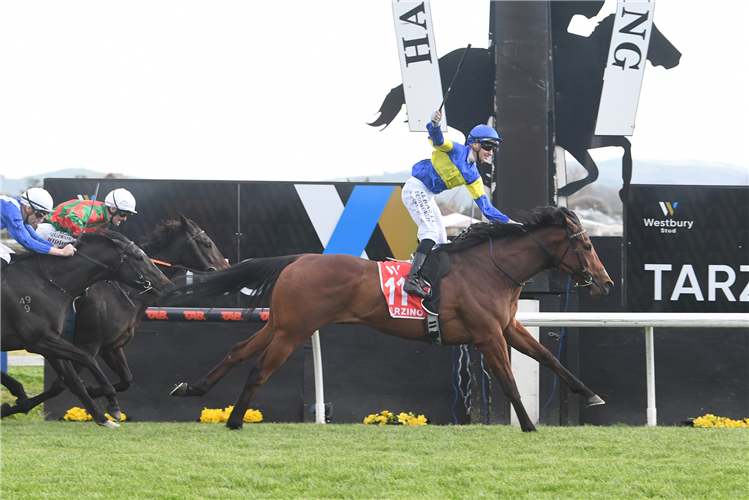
[107,408,123,421]
[171,383,188,397]
[97,419,121,428]
[226,421,244,431]
[585,395,605,407]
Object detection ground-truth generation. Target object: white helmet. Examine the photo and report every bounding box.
[20,187,54,213]
[104,188,137,214]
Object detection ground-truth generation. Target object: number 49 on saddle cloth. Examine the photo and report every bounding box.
[377,261,428,319]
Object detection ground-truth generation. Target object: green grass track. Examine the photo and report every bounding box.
[2,420,747,499]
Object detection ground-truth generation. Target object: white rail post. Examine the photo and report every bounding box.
[645,326,657,427]
[311,330,326,424]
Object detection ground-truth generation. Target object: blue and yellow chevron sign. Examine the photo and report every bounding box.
[295,184,418,260]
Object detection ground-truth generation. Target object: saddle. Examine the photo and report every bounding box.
[418,251,451,345]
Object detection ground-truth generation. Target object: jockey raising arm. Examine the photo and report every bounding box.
[37,188,138,245]
[0,188,76,268]
[401,109,519,298]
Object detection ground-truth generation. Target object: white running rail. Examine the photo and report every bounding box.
[514,312,749,426]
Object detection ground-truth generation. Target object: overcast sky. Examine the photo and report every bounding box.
[1,0,747,183]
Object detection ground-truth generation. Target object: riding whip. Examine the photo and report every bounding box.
[438,44,471,111]
[74,182,100,248]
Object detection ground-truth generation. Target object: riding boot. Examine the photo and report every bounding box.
[404,239,435,298]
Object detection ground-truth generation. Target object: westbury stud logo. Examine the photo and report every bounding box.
[644,201,693,234]
[659,201,678,216]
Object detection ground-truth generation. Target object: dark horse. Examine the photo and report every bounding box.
[1,231,170,427]
[1,215,229,419]
[368,1,681,199]
[169,206,613,432]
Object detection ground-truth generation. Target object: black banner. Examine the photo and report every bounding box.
[625,185,749,312]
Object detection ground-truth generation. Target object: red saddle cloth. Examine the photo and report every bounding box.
[377,261,427,320]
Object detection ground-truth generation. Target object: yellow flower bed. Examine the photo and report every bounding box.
[199,406,263,423]
[63,407,126,422]
[692,414,749,428]
[363,410,427,426]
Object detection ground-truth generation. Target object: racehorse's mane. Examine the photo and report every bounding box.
[79,230,130,246]
[137,220,182,254]
[438,205,580,254]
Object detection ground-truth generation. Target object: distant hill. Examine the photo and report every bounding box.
[336,159,748,187]
[567,158,748,188]
[0,168,109,196]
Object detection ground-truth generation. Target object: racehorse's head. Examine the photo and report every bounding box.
[84,231,172,297]
[140,215,230,276]
[555,208,614,297]
[175,214,230,272]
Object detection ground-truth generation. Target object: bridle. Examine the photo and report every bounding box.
[150,228,216,272]
[489,223,594,288]
[40,239,154,299]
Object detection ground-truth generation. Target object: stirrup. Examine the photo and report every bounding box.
[404,275,431,298]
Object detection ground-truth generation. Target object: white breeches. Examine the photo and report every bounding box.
[401,177,448,246]
[36,223,75,246]
[1,242,14,264]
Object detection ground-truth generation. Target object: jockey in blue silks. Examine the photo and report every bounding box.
[401,109,520,298]
[0,187,76,268]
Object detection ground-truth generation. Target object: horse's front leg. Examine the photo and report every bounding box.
[171,325,274,398]
[503,319,604,408]
[473,331,537,432]
[45,357,118,427]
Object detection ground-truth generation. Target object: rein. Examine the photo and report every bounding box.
[40,239,154,298]
[149,229,212,271]
[489,238,527,287]
[487,225,593,288]
[74,242,153,292]
[524,226,593,287]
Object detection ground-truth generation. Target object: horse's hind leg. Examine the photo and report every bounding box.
[473,334,537,432]
[225,331,308,430]
[2,374,68,418]
[172,325,274,398]
[556,147,599,197]
[591,135,632,200]
[33,331,123,420]
[504,319,604,407]
[2,370,28,402]
[1,370,30,418]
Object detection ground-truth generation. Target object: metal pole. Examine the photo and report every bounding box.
[645,326,657,427]
[311,330,325,424]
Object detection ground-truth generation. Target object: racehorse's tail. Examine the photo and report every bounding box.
[367,85,404,130]
[163,255,300,304]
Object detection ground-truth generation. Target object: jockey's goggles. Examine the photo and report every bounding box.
[117,210,135,217]
[480,141,499,152]
[33,211,47,219]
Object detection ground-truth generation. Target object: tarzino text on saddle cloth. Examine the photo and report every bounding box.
[377,261,427,319]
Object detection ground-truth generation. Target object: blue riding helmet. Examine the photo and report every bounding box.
[467,124,502,145]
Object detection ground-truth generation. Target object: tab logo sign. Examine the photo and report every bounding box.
[643,201,694,234]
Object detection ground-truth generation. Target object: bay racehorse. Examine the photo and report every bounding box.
[1,216,229,419]
[168,206,613,432]
[1,231,170,427]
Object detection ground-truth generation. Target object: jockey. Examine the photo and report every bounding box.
[401,109,520,298]
[37,188,138,245]
[0,188,77,268]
